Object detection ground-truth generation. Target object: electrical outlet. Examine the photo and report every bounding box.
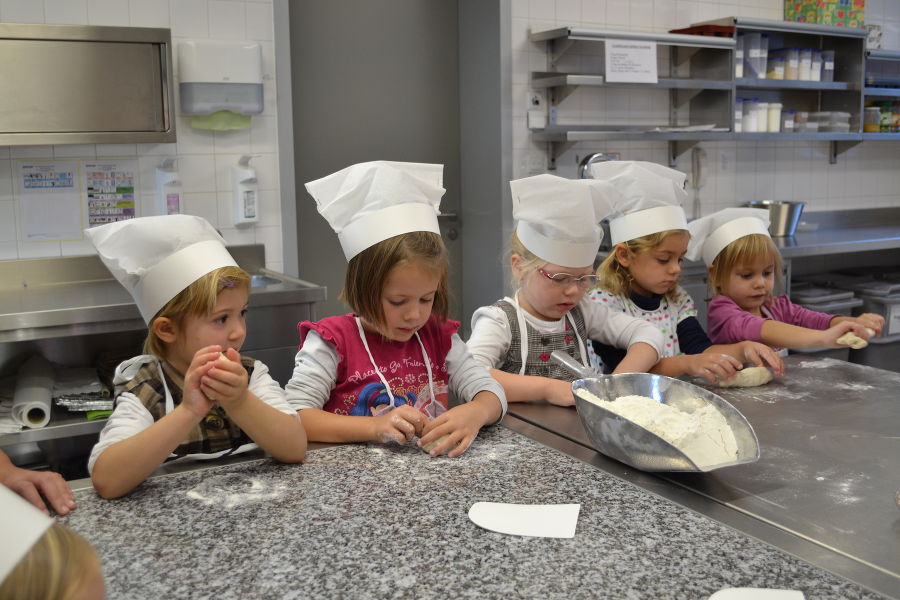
[527,91,544,110]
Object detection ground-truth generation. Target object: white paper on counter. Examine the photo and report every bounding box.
[12,355,55,429]
[709,588,805,600]
[468,502,580,538]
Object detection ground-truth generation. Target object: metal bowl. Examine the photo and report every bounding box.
[744,200,805,237]
[572,374,760,472]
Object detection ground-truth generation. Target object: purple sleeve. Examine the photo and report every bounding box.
[767,296,835,330]
[706,295,766,344]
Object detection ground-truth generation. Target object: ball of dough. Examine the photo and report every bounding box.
[422,434,450,453]
[835,330,871,350]
[719,366,773,388]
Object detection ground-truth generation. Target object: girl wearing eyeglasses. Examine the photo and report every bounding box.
[588,161,784,382]
[466,174,664,406]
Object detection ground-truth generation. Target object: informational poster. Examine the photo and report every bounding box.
[604,40,658,83]
[18,161,82,241]
[84,160,138,227]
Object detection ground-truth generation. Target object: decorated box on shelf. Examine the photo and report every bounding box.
[784,0,865,27]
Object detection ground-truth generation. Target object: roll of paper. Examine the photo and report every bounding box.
[12,355,55,429]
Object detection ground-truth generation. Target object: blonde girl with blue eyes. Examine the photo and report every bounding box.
[466,174,664,407]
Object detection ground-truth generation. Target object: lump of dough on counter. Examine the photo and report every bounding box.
[718,366,773,388]
[422,434,450,453]
[836,327,875,350]
[576,392,738,469]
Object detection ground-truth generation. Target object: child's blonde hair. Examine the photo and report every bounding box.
[708,233,784,296]
[597,230,686,300]
[143,266,251,357]
[508,231,548,288]
[340,231,450,327]
[0,522,102,600]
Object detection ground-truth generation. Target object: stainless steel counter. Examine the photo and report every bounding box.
[506,355,900,599]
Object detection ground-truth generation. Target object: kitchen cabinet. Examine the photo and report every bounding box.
[0,245,325,477]
[530,17,895,167]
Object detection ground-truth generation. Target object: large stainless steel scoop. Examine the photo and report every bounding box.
[572,374,760,472]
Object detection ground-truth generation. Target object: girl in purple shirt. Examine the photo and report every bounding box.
[687,208,883,350]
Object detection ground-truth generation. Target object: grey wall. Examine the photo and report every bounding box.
[287,0,462,319]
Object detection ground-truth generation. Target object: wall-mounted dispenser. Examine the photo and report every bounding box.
[155,158,182,215]
[178,40,263,130]
[232,155,259,227]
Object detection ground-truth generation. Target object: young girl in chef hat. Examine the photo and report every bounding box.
[589,161,784,382]
[686,207,883,349]
[286,161,506,457]
[0,485,104,600]
[466,174,664,406]
[84,215,306,498]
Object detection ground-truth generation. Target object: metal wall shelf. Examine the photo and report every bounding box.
[528,18,890,168]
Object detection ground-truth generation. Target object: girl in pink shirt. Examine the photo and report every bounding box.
[687,208,883,350]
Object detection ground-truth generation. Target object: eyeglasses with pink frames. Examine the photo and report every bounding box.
[537,268,599,288]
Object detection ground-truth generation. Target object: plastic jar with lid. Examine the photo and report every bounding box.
[767,102,782,132]
[820,50,835,82]
[794,110,808,124]
[798,48,813,81]
[743,98,759,132]
[734,98,744,132]
[864,106,881,132]
[766,56,785,79]
[756,101,769,132]
[735,35,744,78]
[783,48,799,79]
[810,50,822,82]
[781,109,796,132]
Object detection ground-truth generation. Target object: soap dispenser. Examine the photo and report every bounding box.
[155,158,182,215]
[232,155,259,226]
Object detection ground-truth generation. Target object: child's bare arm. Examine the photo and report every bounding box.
[760,319,868,349]
[298,404,426,444]
[650,352,741,383]
[830,313,884,336]
[612,342,660,374]
[489,369,574,406]
[709,341,785,377]
[419,391,502,457]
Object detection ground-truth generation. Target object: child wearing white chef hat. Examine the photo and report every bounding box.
[686,207,883,350]
[0,485,104,599]
[84,215,306,498]
[286,161,506,457]
[465,174,664,406]
[589,161,784,383]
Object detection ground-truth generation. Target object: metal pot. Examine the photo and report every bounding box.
[744,200,805,237]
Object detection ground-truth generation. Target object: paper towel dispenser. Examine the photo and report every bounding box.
[0,23,176,146]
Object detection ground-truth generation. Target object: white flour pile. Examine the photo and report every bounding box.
[578,392,739,469]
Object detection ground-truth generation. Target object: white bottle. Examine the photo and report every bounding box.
[232,155,259,226]
[155,158,182,215]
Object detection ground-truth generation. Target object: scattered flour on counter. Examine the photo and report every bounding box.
[577,392,739,469]
[186,474,288,509]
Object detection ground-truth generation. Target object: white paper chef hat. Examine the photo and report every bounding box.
[0,485,53,584]
[510,174,614,268]
[589,160,689,246]
[304,161,444,261]
[685,207,771,265]
[84,215,238,324]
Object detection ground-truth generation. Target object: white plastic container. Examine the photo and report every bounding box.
[734,98,744,132]
[744,33,764,78]
[756,101,769,132]
[735,35,745,78]
[767,102,782,132]
[811,50,822,82]
[178,40,264,116]
[742,98,759,132]
[821,50,835,82]
[781,109,796,132]
[767,56,785,79]
[799,48,813,81]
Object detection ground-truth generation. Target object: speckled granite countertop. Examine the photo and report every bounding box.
[62,426,882,599]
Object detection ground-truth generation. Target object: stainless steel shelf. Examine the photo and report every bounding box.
[530,26,736,49]
[863,87,900,97]
[867,49,900,61]
[0,405,105,448]
[532,73,732,90]
[697,16,868,38]
[861,132,900,140]
[736,77,852,90]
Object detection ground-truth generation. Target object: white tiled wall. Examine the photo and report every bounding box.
[0,0,284,272]
[511,0,900,216]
